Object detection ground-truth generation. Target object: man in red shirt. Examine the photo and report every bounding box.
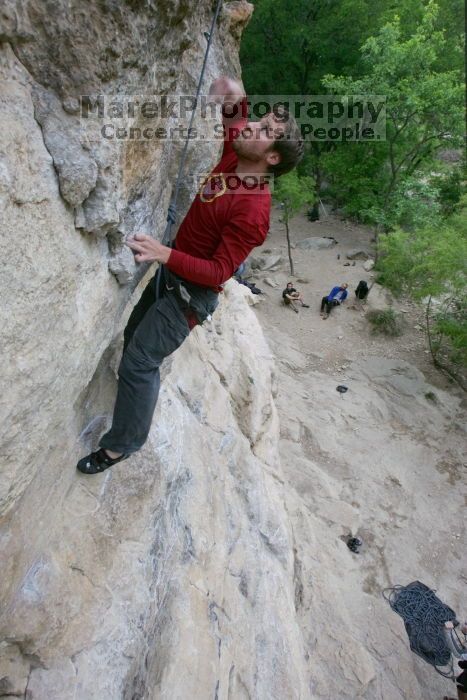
[77,77,304,474]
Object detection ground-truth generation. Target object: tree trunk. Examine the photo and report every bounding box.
[284,205,294,276]
[426,295,437,365]
[425,295,466,391]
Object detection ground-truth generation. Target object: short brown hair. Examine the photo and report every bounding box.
[268,109,304,178]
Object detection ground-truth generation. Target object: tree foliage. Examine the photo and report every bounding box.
[241,0,464,228]
[376,203,467,383]
[274,171,316,217]
[241,0,464,96]
[321,1,464,227]
[240,0,465,384]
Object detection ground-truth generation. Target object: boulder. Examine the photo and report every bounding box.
[249,254,282,270]
[363,259,375,271]
[347,249,371,260]
[296,237,337,250]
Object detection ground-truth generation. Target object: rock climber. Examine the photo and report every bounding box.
[77,76,304,474]
[282,282,309,313]
[320,283,349,319]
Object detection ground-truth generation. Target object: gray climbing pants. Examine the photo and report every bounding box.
[100,269,218,455]
[99,266,219,454]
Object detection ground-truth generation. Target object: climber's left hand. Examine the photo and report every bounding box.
[126,234,171,264]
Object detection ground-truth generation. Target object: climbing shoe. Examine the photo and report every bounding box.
[302,304,310,308]
[77,448,128,475]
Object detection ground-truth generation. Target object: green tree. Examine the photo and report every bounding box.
[240,0,440,96]
[273,171,316,274]
[240,0,398,210]
[376,202,467,386]
[241,0,464,224]
[321,1,464,230]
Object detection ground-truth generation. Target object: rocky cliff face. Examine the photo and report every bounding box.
[1,279,309,698]
[2,3,465,699]
[0,2,300,697]
[0,0,253,516]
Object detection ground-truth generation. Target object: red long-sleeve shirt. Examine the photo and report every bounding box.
[165,98,271,289]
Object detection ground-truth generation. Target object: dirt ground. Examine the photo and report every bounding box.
[245,205,466,700]
[248,205,451,390]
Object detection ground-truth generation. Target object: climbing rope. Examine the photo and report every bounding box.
[153,0,223,301]
[162,0,224,247]
[383,581,463,679]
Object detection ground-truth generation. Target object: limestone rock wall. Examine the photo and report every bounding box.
[1,281,310,698]
[0,3,307,698]
[0,0,252,514]
[1,4,465,697]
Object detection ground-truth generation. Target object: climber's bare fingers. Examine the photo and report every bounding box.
[126,238,146,252]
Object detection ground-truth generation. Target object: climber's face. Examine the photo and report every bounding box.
[232,112,283,168]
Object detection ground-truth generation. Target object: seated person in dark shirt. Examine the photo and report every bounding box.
[282,282,309,313]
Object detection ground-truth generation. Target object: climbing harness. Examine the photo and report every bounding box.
[154,0,223,302]
[383,581,464,679]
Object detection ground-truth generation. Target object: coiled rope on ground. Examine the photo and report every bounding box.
[383,580,465,679]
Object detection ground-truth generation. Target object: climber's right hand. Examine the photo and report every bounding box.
[126,234,171,264]
[208,76,245,106]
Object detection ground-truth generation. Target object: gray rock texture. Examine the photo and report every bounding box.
[1,280,309,699]
[295,236,337,250]
[266,328,466,700]
[1,3,304,697]
[363,258,375,271]
[2,3,465,700]
[347,248,371,260]
[0,0,252,514]
[249,253,283,270]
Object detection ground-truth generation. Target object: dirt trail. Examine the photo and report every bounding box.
[246,207,466,700]
[250,207,443,384]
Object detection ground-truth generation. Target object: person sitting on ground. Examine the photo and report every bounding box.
[282,282,310,313]
[320,283,348,318]
[234,262,262,294]
[234,262,247,279]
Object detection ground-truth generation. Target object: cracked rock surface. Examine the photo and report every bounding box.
[1,282,309,699]
[0,0,252,516]
[2,2,465,699]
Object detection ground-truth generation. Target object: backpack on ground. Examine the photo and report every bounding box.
[355,280,369,300]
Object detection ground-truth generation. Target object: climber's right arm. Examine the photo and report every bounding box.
[208,76,245,108]
[209,76,248,150]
